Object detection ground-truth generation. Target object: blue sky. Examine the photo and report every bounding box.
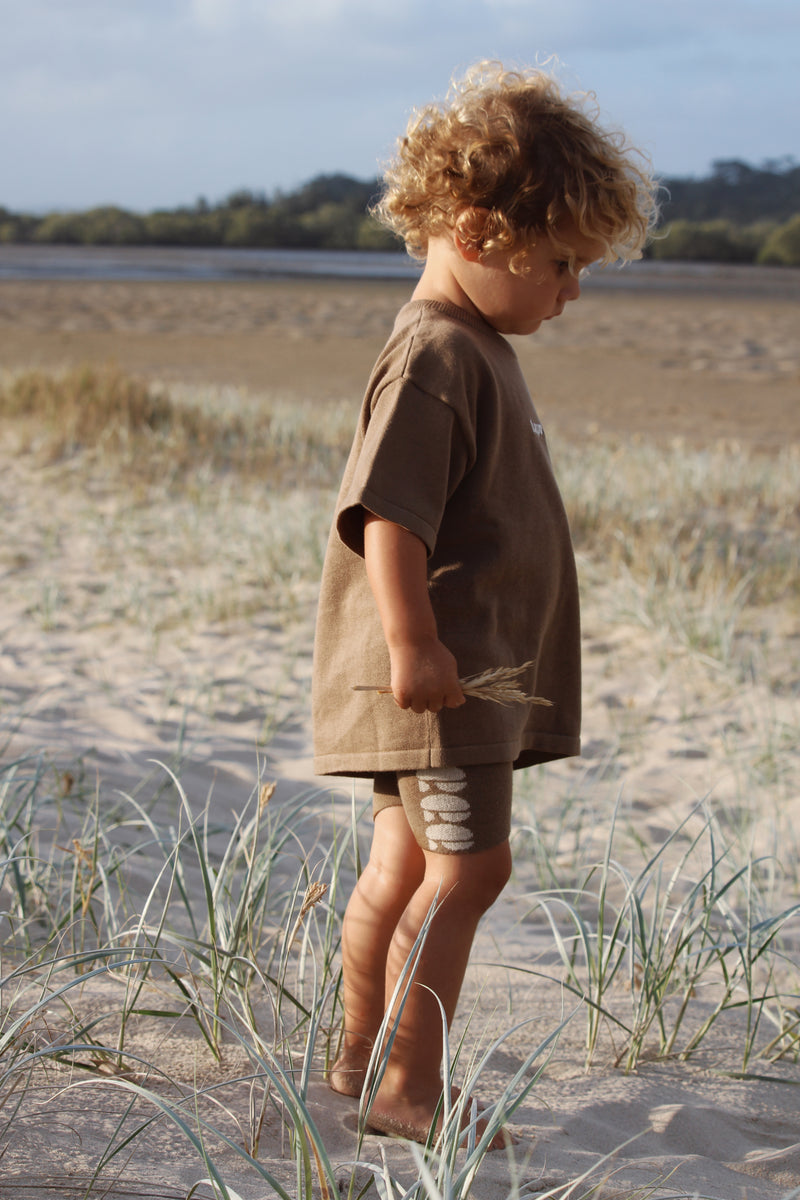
[2,0,798,213]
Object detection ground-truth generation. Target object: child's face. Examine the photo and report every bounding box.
[458,222,605,337]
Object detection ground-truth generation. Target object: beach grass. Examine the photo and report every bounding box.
[1,365,799,1198]
[0,364,355,487]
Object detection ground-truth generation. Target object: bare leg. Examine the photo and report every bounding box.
[365,838,512,1145]
[329,807,425,1096]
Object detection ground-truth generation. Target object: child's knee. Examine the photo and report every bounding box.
[429,838,512,912]
[473,839,513,905]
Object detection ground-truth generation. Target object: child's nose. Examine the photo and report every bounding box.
[560,274,582,302]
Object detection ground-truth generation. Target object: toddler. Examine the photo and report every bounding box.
[312,61,657,1145]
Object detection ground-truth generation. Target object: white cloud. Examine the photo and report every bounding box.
[188,0,234,28]
[186,0,379,32]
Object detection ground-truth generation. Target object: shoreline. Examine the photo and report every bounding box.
[2,243,800,297]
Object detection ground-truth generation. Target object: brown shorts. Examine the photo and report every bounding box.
[372,763,513,855]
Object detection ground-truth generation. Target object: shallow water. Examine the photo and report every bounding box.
[1,243,799,296]
[0,245,422,282]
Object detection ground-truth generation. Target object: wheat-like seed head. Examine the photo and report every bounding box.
[259,781,277,813]
[299,880,329,917]
[459,661,552,707]
[287,879,330,952]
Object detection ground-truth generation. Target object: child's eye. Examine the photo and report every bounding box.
[556,260,571,275]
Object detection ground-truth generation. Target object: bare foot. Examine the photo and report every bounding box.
[364,1085,515,1151]
[328,1049,370,1098]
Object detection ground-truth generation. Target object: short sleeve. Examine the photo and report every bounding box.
[336,379,469,558]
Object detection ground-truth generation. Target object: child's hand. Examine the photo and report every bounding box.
[389,636,466,714]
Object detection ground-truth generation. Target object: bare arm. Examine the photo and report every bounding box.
[363,513,465,714]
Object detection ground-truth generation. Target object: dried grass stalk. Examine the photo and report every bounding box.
[353,660,552,708]
[287,880,329,951]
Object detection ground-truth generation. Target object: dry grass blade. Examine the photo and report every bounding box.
[353,661,552,708]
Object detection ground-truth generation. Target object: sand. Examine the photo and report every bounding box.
[1,273,799,1199]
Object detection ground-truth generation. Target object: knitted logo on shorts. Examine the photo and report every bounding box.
[416,767,473,852]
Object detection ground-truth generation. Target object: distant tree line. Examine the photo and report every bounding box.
[1,160,799,264]
[650,157,800,265]
[0,175,395,254]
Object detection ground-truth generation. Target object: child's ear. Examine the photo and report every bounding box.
[453,207,490,262]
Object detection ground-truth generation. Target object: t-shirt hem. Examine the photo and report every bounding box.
[313,734,580,777]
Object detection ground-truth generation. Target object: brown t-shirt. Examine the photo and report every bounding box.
[312,299,581,775]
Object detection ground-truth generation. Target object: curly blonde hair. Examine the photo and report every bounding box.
[375,61,659,271]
